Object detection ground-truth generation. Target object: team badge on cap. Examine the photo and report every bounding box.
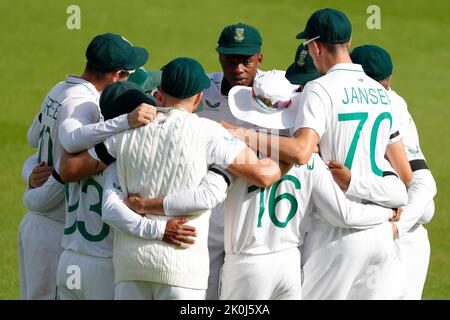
[234,28,245,42]
[296,48,308,67]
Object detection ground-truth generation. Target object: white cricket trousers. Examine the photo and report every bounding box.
[397,224,430,299]
[56,249,114,300]
[220,247,302,300]
[114,281,206,300]
[301,220,396,300]
[206,204,225,300]
[18,212,64,300]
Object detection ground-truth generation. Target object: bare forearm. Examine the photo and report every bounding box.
[125,197,165,215]
[59,149,106,182]
[241,128,316,165]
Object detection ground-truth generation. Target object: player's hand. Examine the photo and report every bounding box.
[326,160,351,191]
[163,218,197,249]
[127,103,157,128]
[390,222,399,240]
[29,161,53,188]
[124,195,146,214]
[389,207,402,222]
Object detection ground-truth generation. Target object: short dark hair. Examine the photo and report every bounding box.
[85,61,118,81]
[318,40,348,55]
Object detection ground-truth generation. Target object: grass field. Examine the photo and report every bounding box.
[0,0,448,299]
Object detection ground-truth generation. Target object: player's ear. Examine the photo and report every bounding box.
[257,53,263,66]
[311,41,321,56]
[194,91,203,105]
[347,37,352,49]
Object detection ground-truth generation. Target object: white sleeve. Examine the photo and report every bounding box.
[102,163,166,240]
[388,109,402,145]
[23,168,65,213]
[346,173,408,208]
[163,166,232,216]
[417,200,435,225]
[292,82,329,138]
[396,170,437,237]
[206,123,247,168]
[58,98,129,153]
[21,153,38,186]
[311,158,391,229]
[27,114,42,148]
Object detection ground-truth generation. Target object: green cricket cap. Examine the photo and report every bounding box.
[86,33,149,72]
[160,57,210,99]
[128,67,162,94]
[100,81,155,120]
[296,8,352,44]
[216,23,262,56]
[350,45,393,81]
[285,43,321,85]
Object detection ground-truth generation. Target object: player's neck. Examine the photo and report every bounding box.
[324,53,353,73]
[80,72,109,94]
[161,99,195,113]
[221,79,232,96]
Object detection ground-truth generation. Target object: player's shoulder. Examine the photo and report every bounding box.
[388,89,408,108]
[63,76,99,100]
[191,113,224,130]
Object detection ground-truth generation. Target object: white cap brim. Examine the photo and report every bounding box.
[228,86,301,129]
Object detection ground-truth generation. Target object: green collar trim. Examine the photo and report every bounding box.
[65,77,98,97]
[328,68,365,73]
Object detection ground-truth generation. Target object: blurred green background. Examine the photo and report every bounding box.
[0,0,448,299]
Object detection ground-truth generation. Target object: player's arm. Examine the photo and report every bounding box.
[221,83,324,165]
[311,155,397,229]
[59,133,118,182]
[418,200,435,225]
[327,161,408,208]
[385,139,413,186]
[221,123,318,166]
[102,163,196,245]
[207,124,283,188]
[59,148,107,182]
[23,164,65,213]
[124,166,231,216]
[395,169,437,238]
[58,98,156,154]
[27,113,42,148]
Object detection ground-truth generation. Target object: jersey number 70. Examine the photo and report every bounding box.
[338,111,392,176]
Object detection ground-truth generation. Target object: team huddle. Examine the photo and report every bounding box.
[19,8,437,300]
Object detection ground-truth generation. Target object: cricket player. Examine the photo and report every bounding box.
[48,33,149,299]
[350,45,437,299]
[19,33,153,299]
[197,23,298,300]
[221,9,412,299]
[222,72,406,300]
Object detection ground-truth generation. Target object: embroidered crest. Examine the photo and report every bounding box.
[297,49,308,67]
[234,28,245,42]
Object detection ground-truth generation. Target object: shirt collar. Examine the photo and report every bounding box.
[326,63,364,74]
[65,75,100,99]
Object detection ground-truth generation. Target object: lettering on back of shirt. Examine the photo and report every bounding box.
[44,96,62,120]
[342,87,390,105]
